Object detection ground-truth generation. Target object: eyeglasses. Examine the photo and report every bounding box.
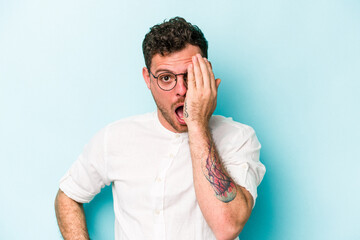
[149,70,188,91]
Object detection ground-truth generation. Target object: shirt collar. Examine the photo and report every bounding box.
[153,111,188,139]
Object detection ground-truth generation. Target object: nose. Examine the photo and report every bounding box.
[175,76,187,96]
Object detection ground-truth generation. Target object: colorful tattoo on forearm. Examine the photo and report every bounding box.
[202,143,237,203]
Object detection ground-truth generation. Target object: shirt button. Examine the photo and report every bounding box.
[156,177,162,182]
[154,209,161,215]
[169,153,174,158]
[175,134,180,138]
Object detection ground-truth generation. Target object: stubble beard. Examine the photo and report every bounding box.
[152,96,187,133]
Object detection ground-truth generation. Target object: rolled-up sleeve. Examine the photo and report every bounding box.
[59,127,110,203]
[218,124,266,207]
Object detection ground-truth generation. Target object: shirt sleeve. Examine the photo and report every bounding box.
[219,125,266,208]
[59,127,110,203]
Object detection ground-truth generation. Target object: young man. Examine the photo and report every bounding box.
[55,17,265,240]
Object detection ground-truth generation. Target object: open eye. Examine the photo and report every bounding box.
[159,73,175,83]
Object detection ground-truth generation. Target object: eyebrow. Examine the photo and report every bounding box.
[154,69,188,76]
[154,68,174,75]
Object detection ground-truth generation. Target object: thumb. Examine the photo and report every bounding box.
[215,78,221,89]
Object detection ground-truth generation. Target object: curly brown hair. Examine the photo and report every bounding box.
[142,17,208,69]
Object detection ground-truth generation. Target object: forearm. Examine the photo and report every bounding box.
[55,189,90,240]
[188,126,253,240]
[184,54,253,239]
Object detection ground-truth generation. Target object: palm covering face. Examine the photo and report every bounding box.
[184,54,221,130]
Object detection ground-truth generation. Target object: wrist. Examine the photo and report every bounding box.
[187,122,210,136]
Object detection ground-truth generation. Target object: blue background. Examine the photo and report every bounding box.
[1,0,359,239]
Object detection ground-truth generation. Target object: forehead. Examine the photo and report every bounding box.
[151,45,202,73]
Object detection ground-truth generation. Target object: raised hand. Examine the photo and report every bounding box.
[184,54,221,131]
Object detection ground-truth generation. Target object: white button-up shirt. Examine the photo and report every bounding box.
[60,112,265,240]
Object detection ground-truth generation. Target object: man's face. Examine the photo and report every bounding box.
[142,44,203,133]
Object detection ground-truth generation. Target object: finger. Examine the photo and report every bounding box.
[192,55,203,89]
[204,58,215,91]
[198,56,211,90]
[215,78,221,89]
[187,63,196,90]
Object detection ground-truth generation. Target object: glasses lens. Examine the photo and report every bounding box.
[158,73,176,90]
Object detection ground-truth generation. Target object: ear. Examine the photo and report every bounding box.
[142,67,151,89]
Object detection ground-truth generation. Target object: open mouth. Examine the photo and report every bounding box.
[175,105,186,125]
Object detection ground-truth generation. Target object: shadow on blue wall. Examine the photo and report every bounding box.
[84,185,114,239]
[239,157,273,240]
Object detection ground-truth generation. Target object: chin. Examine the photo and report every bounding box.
[156,104,187,133]
[170,119,187,133]
[176,125,188,133]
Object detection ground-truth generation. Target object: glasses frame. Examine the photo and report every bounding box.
[149,70,187,91]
